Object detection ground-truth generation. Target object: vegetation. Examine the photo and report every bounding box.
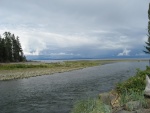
[117,3,150,110]
[119,90,147,109]
[0,59,139,81]
[0,60,117,80]
[71,4,150,109]
[0,31,26,62]
[68,59,149,112]
[116,4,150,106]
[72,67,150,113]
[116,68,149,94]
[115,67,150,111]
[144,3,150,54]
[71,98,111,113]
[0,60,104,70]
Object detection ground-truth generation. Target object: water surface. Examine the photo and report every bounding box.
[0,61,148,113]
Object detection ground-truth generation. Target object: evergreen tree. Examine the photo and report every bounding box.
[11,34,17,61]
[1,38,6,62]
[144,3,150,53]
[16,36,23,62]
[0,31,26,62]
[0,36,2,62]
[3,32,13,62]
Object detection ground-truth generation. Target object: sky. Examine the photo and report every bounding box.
[0,0,150,59]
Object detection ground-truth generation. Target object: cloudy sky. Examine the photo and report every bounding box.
[0,0,150,59]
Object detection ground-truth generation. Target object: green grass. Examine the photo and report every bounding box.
[0,59,143,70]
[119,90,147,108]
[0,60,117,80]
[71,63,150,113]
[116,67,150,94]
[0,60,115,70]
[0,64,49,70]
[115,66,150,110]
[0,59,146,81]
[71,98,112,113]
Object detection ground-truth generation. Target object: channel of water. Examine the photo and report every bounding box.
[0,61,148,113]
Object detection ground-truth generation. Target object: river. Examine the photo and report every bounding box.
[0,61,148,113]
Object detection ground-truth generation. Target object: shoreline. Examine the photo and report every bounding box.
[0,59,146,81]
[72,64,150,113]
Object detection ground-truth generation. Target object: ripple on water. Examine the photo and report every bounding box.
[0,61,148,113]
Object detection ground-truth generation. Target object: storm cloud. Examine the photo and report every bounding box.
[0,0,149,59]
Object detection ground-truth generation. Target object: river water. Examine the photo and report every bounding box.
[0,61,149,113]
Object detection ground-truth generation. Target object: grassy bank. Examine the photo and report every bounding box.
[72,64,150,113]
[116,67,149,94]
[71,98,112,113]
[0,60,119,80]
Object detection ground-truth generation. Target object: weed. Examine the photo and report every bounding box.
[71,98,112,113]
[116,68,149,94]
[120,90,147,108]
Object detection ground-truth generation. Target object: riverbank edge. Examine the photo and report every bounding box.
[101,68,150,113]
[0,60,113,81]
[0,59,146,81]
[99,90,150,113]
[71,61,150,113]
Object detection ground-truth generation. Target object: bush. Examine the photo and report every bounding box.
[120,90,147,108]
[116,68,149,94]
[71,98,111,113]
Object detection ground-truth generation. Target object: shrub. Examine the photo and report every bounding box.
[116,68,149,94]
[120,90,147,108]
[71,98,112,113]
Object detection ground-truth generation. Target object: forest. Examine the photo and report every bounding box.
[0,32,26,62]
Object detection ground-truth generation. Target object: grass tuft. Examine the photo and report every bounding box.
[71,98,112,113]
[116,68,150,94]
[119,90,147,108]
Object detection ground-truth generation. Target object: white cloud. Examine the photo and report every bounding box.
[0,27,146,57]
[117,48,131,56]
[0,0,149,58]
[49,52,74,56]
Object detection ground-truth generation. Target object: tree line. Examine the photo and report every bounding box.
[144,3,150,54]
[0,32,26,62]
